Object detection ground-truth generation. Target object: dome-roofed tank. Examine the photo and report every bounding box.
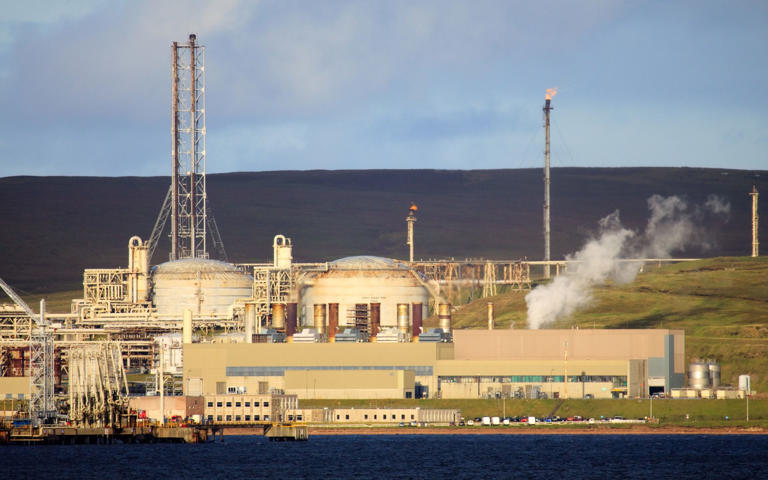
[152,258,253,316]
[299,255,430,333]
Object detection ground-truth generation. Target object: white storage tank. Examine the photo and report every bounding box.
[152,258,253,316]
[298,256,431,330]
[739,375,751,393]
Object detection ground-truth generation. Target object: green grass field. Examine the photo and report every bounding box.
[426,256,768,392]
[298,398,768,426]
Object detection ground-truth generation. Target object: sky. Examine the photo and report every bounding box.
[0,0,766,177]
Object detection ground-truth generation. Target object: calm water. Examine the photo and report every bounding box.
[2,434,767,479]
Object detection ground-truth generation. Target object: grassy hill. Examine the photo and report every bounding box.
[0,167,764,293]
[429,256,768,392]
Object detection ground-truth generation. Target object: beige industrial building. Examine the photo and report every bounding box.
[183,328,684,400]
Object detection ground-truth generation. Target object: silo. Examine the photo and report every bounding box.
[370,303,381,338]
[411,303,423,337]
[487,302,495,330]
[152,259,253,316]
[688,362,710,389]
[438,303,452,334]
[286,303,298,336]
[397,304,410,334]
[328,303,339,338]
[272,303,286,330]
[314,304,326,335]
[739,375,751,392]
[708,363,721,389]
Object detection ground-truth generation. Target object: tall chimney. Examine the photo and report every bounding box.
[751,186,759,257]
[543,96,552,279]
[406,203,418,263]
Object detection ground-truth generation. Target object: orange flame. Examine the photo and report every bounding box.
[410,203,418,211]
[545,87,558,100]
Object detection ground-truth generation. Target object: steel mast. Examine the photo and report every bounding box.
[171,34,208,260]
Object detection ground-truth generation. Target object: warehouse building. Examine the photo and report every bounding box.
[183,328,684,399]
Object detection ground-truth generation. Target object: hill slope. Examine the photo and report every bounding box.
[0,167,764,293]
[435,256,768,392]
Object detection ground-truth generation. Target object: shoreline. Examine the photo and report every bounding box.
[309,426,768,436]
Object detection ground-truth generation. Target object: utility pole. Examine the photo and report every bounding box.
[543,88,557,279]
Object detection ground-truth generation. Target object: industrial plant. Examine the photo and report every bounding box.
[0,34,758,442]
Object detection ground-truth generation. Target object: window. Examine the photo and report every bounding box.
[336,415,340,420]
[364,414,368,420]
[288,415,294,421]
[235,402,241,407]
[245,415,251,421]
[383,415,387,420]
[207,402,213,407]
[207,415,213,421]
[405,392,412,399]
[226,402,232,407]
[264,415,270,421]
[264,401,269,407]
[226,415,232,421]
[245,402,251,407]
[216,415,222,421]
[374,415,377,420]
[297,415,303,421]
[401,415,405,420]
[216,402,223,407]
[254,402,260,407]
[235,415,241,421]
[410,415,415,420]
[254,415,260,421]
[345,414,350,420]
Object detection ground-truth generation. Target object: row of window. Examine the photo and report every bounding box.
[336,413,416,421]
[207,401,269,408]
[439,375,628,384]
[208,414,272,422]
[227,365,434,376]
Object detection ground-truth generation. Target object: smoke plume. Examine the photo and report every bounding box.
[524,195,730,329]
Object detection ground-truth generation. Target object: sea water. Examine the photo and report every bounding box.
[2,434,767,479]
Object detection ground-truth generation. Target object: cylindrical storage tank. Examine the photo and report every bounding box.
[688,362,710,389]
[412,302,423,337]
[739,375,751,392]
[438,303,452,334]
[272,303,286,330]
[152,259,253,316]
[286,303,298,336]
[397,304,410,334]
[708,363,721,389]
[298,256,430,330]
[328,303,339,338]
[182,309,193,344]
[370,303,381,338]
[487,302,494,330]
[244,303,255,342]
[314,304,326,335]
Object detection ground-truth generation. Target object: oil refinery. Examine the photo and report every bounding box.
[0,34,756,442]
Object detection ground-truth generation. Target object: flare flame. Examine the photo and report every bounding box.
[545,87,558,100]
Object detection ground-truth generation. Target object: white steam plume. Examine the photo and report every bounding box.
[524,195,730,329]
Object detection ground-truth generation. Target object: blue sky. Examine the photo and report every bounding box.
[0,0,766,176]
